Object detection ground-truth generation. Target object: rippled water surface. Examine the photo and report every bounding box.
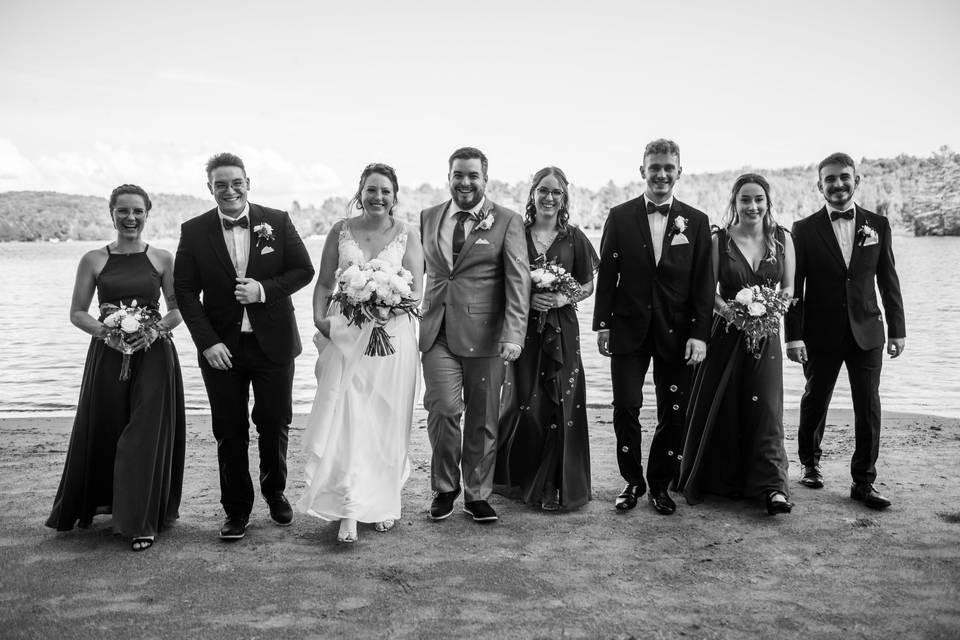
[1,235,957,418]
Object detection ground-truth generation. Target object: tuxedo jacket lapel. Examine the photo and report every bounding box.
[628,198,656,267]
[429,201,451,273]
[245,205,261,277]
[814,207,847,272]
[205,209,237,276]
[660,202,682,268]
[848,206,866,272]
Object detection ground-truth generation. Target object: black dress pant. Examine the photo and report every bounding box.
[798,326,883,484]
[199,333,294,519]
[611,337,691,489]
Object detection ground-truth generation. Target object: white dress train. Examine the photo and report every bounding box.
[297,221,419,523]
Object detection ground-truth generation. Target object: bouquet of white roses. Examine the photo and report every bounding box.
[330,258,421,356]
[101,300,164,380]
[722,284,793,357]
[529,256,583,333]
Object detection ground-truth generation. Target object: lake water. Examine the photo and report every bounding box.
[1,236,958,418]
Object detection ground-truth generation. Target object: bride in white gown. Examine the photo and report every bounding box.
[297,163,423,543]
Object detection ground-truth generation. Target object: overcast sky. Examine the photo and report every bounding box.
[1,0,958,207]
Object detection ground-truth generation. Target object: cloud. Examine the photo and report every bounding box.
[0,139,342,207]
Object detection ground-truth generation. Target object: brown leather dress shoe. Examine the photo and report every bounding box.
[799,465,824,489]
[850,483,891,509]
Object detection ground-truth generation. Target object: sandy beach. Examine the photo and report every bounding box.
[1,407,958,639]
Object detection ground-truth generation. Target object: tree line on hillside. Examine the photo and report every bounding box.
[1,148,957,242]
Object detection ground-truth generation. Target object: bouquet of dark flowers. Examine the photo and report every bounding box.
[330,258,421,356]
[101,300,164,381]
[529,256,583,333]
[722,284,793,357]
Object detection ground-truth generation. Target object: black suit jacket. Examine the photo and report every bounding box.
[592,197,714,360]
[174,204,315,365]
[785,205,905,352]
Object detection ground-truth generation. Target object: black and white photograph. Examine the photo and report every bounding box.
[1,0,958,638]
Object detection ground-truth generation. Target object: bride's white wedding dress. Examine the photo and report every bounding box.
[297,220,419,523]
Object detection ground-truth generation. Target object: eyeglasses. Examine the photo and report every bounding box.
[536,187,564,199]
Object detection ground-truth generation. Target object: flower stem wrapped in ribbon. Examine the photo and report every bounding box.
[101,300,164,380]
[722,284,793,357]
[529,256,583,334]
[329,258,421,356]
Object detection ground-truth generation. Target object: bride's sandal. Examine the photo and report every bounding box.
[337,519,358,543]
[131,536,155,552]
[374,519,396,533]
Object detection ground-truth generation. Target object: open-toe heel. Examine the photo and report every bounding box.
[374,519,395,532]
[337,519,358,543]
[766,491,793,515]
[131,536,155,552]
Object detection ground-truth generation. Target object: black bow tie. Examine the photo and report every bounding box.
[222,216,249,230]
[646,201,670,216]
[830,208,854,221]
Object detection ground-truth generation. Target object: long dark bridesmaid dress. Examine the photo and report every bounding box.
[677,228,790,504]
[46,246,186,539]
[494,225,598,510]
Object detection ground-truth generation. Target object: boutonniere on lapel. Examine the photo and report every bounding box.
[669,215,690,245]
[858,222,878,247]
[473,211,495,232]
[254,222,275,254]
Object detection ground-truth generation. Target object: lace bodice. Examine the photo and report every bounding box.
[337,219,408,269]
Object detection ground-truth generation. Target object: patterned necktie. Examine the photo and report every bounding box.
[222,216,249,230]
[830,208,854,221]
[646,201,670,216]
[452,211,471,263]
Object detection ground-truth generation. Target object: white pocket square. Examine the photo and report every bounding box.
[862,237,879,247]
[261,246,275,255]
[670,234,689,246]
[474,238,491,245]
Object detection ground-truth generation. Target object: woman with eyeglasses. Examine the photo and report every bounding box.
[493,167,598,511]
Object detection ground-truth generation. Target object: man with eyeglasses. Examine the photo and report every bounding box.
[174,152,314,541]
[593,138,714,516]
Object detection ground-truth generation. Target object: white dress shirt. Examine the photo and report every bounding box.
[827,202,857,267]
[439,197,485,269]
[644,194,675,264]
[218,204,264,333]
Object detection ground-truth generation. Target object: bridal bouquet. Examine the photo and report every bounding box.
[529,257,582,333]
[101,300,164,381]
[331,259,421,356]
[722,284,793,357]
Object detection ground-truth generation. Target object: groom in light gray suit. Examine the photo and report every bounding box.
[420,146,531,523]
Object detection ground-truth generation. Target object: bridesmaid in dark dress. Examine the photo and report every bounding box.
[494,167,598,511]
[677,173,795,515]
[46,184,186,550]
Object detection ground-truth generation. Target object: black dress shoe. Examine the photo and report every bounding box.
[429,487,461,520]
[463,500,498,523]
[799,465,824,489]
[648,486,676,515]
[765,491,794,515]
[614,482,646,511]
[219,516,248,541]
[850,483,891,509]
[265,494,293,526]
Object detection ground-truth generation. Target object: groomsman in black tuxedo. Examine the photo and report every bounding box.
[175,153,314,539]
[593,139,714,515]
[786,152,905,509]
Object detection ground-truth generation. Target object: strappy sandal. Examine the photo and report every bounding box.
[131,536,155,552]
[337,519,358,543]
[374,519,396,532]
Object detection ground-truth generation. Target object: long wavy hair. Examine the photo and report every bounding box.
[722,173,783,263]
[524,166,571,231]
[348,163,399,216]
